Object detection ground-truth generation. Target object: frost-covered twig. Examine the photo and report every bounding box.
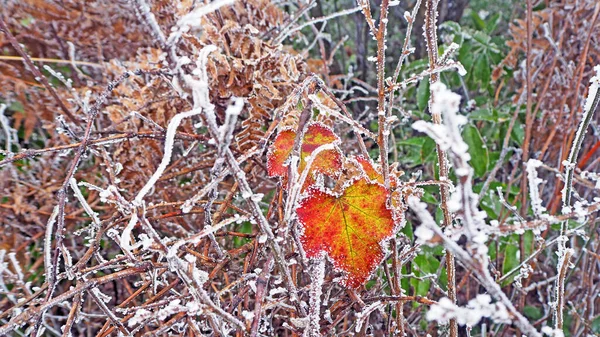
[166,0,235,47]
[304,258,325,337]
[284,143,336,230]
[374,0,391,188]
[133,108,202,206]
[275,5,362,44]
[427,294,511,327]
[555,64,600,334]
[413,82,486,244]
[562,65,600,214]
[554,248,573,332]
[422,2,458,333]
[250,255,274,337]
[43,206,59,295]
[408,196,542,337]
[0,104,14,153]
[0,264,152,335]
[69,178,101,229]
[131,0,166,46]
[526,159,547,218]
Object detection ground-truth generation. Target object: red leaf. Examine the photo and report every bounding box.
[297,178,396,288]
[267,122,342,180]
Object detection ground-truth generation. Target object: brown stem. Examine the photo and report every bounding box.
[424,0,457,336]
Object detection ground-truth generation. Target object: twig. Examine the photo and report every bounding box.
[276,5,362,44]
[422,0,457,335]
[0,18,78,123]
[0,264,152,335]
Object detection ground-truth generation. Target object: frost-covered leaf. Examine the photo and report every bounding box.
[354,155,399,188]
[354,156,383,184]
[267,122,342,180]
[297,178,396,288]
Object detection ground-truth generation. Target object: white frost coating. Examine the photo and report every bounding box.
[514,263,533,289]
[133,107,203,205]
[193,268,209,286]
[128,308,152,327]
[167,0,235,46]
[44,206,60,284]
[414,225,435,243]
[426,294,510,326]
[258,234,268,244]
[304,258,325,337]
[218,97,244,147]
[157,299,187,321]
[91,288,112,303]
[526,159,547,218]
[167,215,248,258]
[429,82,470,164]
[542,326,565,337]
[583,65,600,114]
[0,104,14,153]
[120,213,138,253]
[355,301,385,333]
[69,178,101,228]
[413,82,488,243]
[290,317,309,328]
[7,252,23,282]
[408,196,438,245]
[269,287,287,297]
[562,64,600,208]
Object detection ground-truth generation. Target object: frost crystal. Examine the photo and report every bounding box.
[526,159,547,218]
[426,295,510,326]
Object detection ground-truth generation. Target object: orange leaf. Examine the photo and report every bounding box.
[354,155,383,184]
[267,122,342,179]
[297,178,396,288]
[353,155,398,189]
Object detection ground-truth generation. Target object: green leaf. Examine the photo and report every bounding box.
[502,239,519,284]
[510,117,525,145]
[470,107,510,122]
[485,13,502,34]
[417,79,430,112]
[473,55,491,87]
[592,316,600,333]
[463,124,489,177]
[421,137,437,163]
[458,42,475,73]
[470,11,486,31]
[523,306,543,320]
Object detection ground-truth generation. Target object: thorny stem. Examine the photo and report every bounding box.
[250,255,274,337]
[555,249,573,331]
[423,0,457,336]
[375,0,391,188]
[305,258,325,337]
[562,77,600,214]
[555,66,600,332]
